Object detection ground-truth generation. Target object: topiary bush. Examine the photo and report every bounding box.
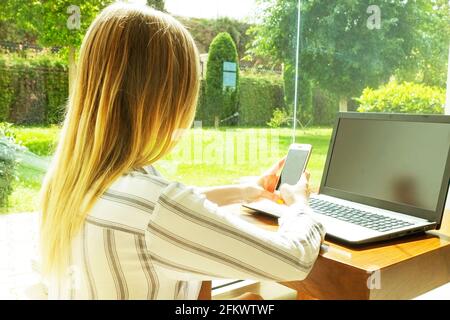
[194,79,207,122]
[356,81,445,114]
[239,74,285,126]
[205,32,239,125]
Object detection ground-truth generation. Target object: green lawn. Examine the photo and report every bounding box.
[3,126,332,213]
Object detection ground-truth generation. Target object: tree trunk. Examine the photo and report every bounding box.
[339,96,348,112]
[68,46,77,97]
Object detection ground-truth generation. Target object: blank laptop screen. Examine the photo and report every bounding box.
[325,118,450,213]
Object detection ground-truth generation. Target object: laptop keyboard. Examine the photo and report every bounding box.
[309,198,414,232]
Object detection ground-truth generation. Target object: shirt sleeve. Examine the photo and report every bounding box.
[145,182,325,282]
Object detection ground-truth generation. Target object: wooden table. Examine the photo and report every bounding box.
[217,205,450,300]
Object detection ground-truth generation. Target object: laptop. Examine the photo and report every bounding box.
[247,113,450,245]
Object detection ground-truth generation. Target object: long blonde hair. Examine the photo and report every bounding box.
[40,2,200,276]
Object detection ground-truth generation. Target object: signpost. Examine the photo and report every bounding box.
[223,61,237,89]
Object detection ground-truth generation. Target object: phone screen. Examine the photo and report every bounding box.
[276,148,310,190]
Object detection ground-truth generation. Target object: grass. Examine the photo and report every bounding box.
[2,126,332,214]
[11,125,60,156]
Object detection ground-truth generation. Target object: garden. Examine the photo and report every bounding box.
[0,0,448,214]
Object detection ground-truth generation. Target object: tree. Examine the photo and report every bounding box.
[394,0,450,88]
[1,0,113,92]
[178,16,252,57]
[37,1,114,93]
[204,32,239,125]
[251,0,449,112]
[0,1,37,43]
[147,0,165,11]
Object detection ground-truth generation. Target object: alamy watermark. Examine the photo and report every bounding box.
[67,5,81,30]
[367,267,382,290]
[169,121,283,168]
[367,5,381,30]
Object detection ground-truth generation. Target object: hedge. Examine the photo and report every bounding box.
[205,32,239,125]
[0,55,290,127]
[357,81,445,114]
[0,54,68,125]
[238,74,285,126]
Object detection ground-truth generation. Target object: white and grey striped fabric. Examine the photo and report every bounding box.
[47,166,325,300]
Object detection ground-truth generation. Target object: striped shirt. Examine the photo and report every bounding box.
[47,166,325,300]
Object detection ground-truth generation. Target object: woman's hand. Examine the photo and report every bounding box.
[257,158,286,193]
[199,184,281,206]
[278,171,311,206]
[241,184,282,203]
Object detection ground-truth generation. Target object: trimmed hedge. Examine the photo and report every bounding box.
[357,81,445,114]
[205,32,239,125]
[238,74,285,126]
[0,55,291,127]
[195,74,286,127]
[0,54,68,125]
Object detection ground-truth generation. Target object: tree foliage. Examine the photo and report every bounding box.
[1,0,113,49]
[147,0,165,11]
[178,16,252,57]
[251,0,450,107]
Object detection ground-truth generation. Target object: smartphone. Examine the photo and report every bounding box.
[275,144,312,190]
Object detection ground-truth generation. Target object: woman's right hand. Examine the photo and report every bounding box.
[278,171,311,206]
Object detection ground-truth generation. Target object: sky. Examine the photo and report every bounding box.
[129,0,258,20]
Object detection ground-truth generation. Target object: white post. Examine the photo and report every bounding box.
[446,42,450,209]
[446,44,450,115]
[292,0,301,143]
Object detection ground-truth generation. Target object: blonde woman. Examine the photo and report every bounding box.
[40,2,325,300]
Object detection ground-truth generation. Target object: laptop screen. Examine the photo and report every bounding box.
[323,117,450,220]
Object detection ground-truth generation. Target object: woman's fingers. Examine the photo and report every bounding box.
[259,189,282,202]
[244,185,282,203]
[279,174,311,206]
[257,157,286,192]
[260,175,278,193]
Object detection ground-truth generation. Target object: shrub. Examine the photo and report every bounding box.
[356,81,445,114]
[205,32,239,125]
[312,87,339,126]
[0,122,23,208]
[267,108,291,128]
[194,79,207,123]
[11,126,59,156]
[238,74,285,126]
[0,54,68,125]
